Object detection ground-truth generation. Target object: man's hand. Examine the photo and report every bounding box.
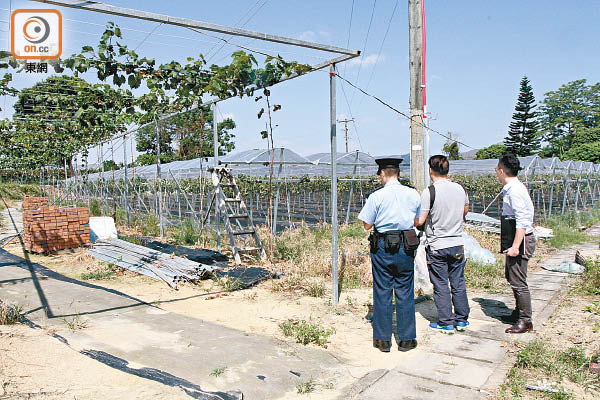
[362,221,373,231]
[503,246,519,257]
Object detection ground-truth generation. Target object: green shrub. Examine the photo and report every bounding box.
[89,199,101,216]
[169,220,200,245]
[141,214,160,237]
[578,258,600,296]
[279,319,335,347]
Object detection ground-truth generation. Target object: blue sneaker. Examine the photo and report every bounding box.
[429,322,454,334]
[456,321,470,332]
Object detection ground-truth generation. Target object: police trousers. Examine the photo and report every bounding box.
[370,238,416,341]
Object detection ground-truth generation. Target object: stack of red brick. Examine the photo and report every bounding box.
[23,201,91,253]
[22,196,48,211]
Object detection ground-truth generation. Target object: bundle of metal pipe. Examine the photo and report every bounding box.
[87,238,215,289]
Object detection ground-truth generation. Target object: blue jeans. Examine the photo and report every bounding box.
[426,245,470,326]
[370,238,416,341]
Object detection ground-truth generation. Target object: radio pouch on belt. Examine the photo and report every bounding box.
[383,231,402,254]
[401,229,420,257]
[500,216,524,254]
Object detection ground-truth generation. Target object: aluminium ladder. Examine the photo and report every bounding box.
[209,167,267,265]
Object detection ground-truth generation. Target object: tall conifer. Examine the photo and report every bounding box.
[504,76,540,156]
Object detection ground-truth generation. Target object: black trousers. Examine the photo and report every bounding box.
[505,235,536,323]
[426,245,470,326]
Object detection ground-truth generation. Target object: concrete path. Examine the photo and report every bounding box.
[347,236,600,399]
[0,249,342,399]
[0,205,23,244]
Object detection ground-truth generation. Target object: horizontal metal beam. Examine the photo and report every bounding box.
[32,0,361,56]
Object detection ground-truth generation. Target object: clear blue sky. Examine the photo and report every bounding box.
[2,0,599,163]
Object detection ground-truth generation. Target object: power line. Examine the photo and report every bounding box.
[363,0,398,93]
[338,78,364,152]
[335,72,479,150]
[205,0,269,63]
[342,0,355,78]
[133,22,163,52]
[350,0,377,106]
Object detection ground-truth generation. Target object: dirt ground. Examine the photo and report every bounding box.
[0,223,578,399]
[496,287,600,399]
[0,324,197,399]
[1,241,421,399]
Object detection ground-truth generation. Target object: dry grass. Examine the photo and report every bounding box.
[0,300,23,325]
[259,222,372,288]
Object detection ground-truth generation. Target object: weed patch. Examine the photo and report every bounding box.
[210,367,227,377]
[305,280,326,298]
[141,214,160,237]
[464,259,506,292]
[0,300,23,325]
[542,210,600,249]
[81,267,115,281]
[63,314,88,331]
[279,319,335,347]
[504,339,600,398]
[577,258,600,296]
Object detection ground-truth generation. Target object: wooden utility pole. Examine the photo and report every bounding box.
[337,118,354,152]
[409,0,425,193]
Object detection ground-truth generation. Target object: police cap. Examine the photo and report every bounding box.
[375,157,403,175]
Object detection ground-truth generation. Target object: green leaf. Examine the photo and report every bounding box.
[257,108,264,119]
[260,130,268,139]
[273,104,281,112]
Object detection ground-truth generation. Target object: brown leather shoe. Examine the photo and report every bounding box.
[505,320,533,334]
[373,339,391,352]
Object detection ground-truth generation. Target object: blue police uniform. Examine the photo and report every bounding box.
[358,174,421,345]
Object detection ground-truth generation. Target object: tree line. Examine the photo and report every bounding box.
[444,77,600,163]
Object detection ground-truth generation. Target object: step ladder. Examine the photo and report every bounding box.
[210,167,267,265]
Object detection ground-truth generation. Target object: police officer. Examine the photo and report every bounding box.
[495,154,536,334]
[358,157,421,352]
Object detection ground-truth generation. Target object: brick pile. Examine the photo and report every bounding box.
[22,196,48,211]
[23,206,91,253]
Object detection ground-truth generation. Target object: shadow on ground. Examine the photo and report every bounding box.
[81,349,242,400]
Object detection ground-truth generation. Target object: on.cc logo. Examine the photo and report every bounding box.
[23,16,51,44]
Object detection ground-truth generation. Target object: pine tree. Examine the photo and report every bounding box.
[504,76,541,156]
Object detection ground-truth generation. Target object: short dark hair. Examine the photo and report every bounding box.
[498,154,521,177]
[382,167,399,177]
[428,155,449,176]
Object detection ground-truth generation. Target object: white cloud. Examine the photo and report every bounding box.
[298,30,331,42]
[299,31,317,42]
[349,54,385,67]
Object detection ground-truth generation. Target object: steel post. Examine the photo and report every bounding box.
[213,102,220,251]
[123,135,130,226]
[330,63,339,305]
[155,120,164,237]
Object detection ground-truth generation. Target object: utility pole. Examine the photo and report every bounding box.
[337,118,354,153]
[409,0,425,193]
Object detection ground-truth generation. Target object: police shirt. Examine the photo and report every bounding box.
[358,179,421,233]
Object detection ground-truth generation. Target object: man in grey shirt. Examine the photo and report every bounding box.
[415,155,470,334]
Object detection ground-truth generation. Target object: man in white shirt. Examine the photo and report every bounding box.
[495,154,536,334]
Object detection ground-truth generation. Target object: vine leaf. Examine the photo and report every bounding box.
[260,130,268,139]
[258,108,265,119]
[273,104,281,112]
